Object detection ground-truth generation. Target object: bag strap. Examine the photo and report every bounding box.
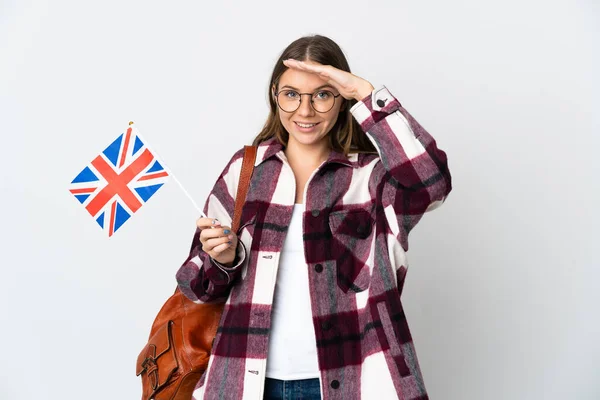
[179,145,257,291]
[232,145,257,233]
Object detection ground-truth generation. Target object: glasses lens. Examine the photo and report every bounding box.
[277,90,300,112]
[276,90,336,113]
[312,90,335,113]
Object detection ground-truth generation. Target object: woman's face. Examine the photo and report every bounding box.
[274,60,344,149]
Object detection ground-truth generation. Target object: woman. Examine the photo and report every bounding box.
[176,35,451,400]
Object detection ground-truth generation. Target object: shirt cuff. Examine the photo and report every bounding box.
[350,85,402,132]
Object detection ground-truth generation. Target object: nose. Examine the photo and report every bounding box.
[296,95,315,117]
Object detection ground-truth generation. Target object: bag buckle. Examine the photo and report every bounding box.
[141,346,160,390]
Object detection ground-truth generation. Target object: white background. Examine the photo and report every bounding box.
[1,1,598,399]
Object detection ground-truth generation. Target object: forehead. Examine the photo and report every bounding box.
[278,66,329,91]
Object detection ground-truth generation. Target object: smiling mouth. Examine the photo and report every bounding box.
[295,122,320,128]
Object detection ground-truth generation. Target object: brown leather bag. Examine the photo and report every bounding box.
[136,145,257,400]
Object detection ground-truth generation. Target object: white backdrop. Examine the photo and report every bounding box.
[0,1,598,399]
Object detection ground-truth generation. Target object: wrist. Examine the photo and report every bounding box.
[355,82,375,101]
[210,249,236,268]
[222,247,239,268]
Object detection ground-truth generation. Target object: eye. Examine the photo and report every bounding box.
[284,90,299,99]
[315,91,331,100]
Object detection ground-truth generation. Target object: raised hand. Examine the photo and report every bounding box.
[282,59,374,102]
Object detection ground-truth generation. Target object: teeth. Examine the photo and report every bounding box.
[297,122,316,128]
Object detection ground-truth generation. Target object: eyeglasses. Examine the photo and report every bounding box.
[274,89,341,113]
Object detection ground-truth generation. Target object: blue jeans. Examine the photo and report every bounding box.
[263,377,321,400]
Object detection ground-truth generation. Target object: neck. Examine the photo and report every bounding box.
[284,138,330,168]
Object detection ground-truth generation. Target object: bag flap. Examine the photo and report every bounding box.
[136,320,178,390]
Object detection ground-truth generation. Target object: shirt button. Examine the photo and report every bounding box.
[331,380,340,389]
[311,209,320,217]
[376,99,386,107]
[314,263,323,273]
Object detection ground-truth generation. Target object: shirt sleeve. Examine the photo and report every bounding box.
[175,148,249,304]
[351,85,452,251]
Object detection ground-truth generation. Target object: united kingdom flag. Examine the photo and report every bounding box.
[69,124,169,237]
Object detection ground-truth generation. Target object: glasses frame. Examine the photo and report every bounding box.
[274,89,342,113]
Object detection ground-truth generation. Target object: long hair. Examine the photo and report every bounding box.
[251,35,377,156]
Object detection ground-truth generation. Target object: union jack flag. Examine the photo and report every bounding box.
[69,124,169,237]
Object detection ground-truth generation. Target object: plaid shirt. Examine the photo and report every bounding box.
[176,85,452,400]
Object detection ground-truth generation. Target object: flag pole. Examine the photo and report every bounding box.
[128,121,207,219]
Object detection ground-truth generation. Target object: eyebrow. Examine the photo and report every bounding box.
[280,84,335,91]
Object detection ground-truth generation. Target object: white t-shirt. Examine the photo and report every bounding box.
[265,203,320,380]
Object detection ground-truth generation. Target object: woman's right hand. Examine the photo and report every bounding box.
[197,217,238,267]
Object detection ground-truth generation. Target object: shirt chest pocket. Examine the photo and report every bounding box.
[328,208,376,293]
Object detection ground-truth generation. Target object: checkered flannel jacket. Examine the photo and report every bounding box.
[176,85,452,400]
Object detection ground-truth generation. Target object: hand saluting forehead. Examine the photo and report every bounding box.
[282,59,374,102]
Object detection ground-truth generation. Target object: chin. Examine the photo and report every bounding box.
[287,127,326,142]
[291,133,325,146]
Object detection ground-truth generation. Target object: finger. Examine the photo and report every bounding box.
[284,59,334,77]
[196,217,222,230]
[202,235,228,252]
[284,60,343,87]
[205,236,234,254]
[283,59,313,73]
[284,59,325,73]
[212,241,233,255]
[200,226,234,241]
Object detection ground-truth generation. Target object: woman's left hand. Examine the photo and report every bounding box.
[282,59,375,102]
